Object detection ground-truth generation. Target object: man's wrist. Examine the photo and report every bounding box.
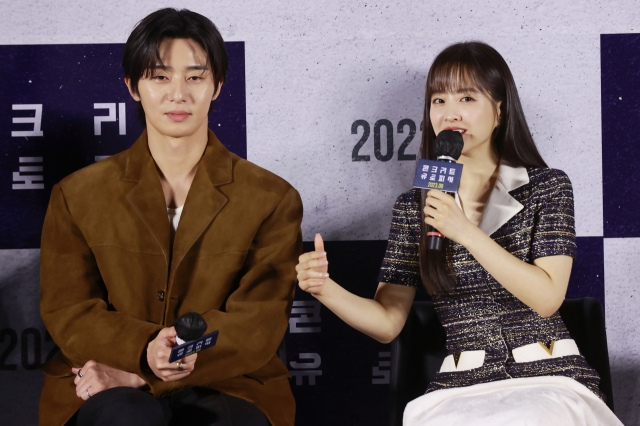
[131,373,147,389]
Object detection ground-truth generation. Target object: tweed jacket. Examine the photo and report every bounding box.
[39,130,303,426]
[379,162,602,398]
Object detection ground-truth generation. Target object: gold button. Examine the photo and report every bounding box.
[157,290,165,302]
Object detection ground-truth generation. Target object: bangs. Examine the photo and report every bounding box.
[138,39,211,79]
[427,61,492,99]
[138,43,167,80]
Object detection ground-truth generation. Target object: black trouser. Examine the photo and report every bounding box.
[67,386,270,426]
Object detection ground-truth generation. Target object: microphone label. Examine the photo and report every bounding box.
[413,159,463,192]
[169,330,219,363]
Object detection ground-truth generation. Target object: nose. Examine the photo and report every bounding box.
[167,77,188,103]
[444,103,461,122]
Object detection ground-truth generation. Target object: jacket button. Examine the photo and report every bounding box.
[157,290,165,302]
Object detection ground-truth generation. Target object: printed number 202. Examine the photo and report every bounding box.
[352,119,420,162]
[0,328,59,371]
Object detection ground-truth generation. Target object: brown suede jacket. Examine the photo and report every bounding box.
[39,130,302,426]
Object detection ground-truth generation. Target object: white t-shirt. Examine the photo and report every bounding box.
[167,205,184,245]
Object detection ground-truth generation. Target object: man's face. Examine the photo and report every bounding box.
[127,38,220,139]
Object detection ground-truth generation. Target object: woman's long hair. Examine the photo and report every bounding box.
[419,41,547,295]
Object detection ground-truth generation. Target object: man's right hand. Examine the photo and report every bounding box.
[147,326,198,382]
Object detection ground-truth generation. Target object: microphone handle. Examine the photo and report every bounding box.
[426,225,444,251]
[426,157,457,251]
[426,190,455,251]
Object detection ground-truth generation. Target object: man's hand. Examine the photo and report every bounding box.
[147,326,197,382]
[72,360,146,401]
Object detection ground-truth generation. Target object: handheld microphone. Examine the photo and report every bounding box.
[426,130,464,251]
[168,312,219,363]
[174,312,208,345]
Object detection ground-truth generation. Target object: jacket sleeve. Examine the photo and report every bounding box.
[141,186,303,394]
[531,169,577,261]
[40,184,162,376]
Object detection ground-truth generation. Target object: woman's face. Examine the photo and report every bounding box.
[126,38,221,139]
[429,88,500,157]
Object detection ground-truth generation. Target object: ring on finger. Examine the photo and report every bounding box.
[86,389,92,398]
[77,370,83,378]
[177,361,184,372]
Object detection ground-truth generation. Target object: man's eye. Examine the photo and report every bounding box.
[153,75,168,81]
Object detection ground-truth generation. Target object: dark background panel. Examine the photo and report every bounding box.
[289,240,391,426]
[567,237,605,307]
[601,34,640,238]
[0,42,246,249]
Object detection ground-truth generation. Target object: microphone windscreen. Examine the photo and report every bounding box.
[434,130,464,160]
[174,312,208,342]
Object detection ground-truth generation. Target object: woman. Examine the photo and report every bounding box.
[296,42,621,425]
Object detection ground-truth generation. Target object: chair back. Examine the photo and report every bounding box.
[558,297,614,410]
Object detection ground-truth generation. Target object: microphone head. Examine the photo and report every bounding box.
[434,130,464,160]
[174,312,208,342]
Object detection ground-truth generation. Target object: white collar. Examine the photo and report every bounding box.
[455,160,530,237]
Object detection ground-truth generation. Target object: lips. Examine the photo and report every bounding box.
[444,127,466,134]
[166,111,190,122]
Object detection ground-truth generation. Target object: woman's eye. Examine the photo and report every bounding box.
[461,96,474,102]
[432,98,444,104]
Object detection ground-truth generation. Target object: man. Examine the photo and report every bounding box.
[39,8,302,426]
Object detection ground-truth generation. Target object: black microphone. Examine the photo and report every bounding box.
[427,130,464,251]
[174,312,208,345]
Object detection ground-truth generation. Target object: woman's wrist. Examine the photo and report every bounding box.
[311,277,337,301]
[457,223,486,251]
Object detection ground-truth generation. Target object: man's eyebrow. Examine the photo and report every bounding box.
[150,65,209,71]
[186,65,209,71]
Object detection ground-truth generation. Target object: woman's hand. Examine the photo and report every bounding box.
[423,189,475,245]
[296,233,330,295]
[72,361,145,401]
[146,326,198,382]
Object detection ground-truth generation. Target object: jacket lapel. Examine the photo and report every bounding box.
[477,160,530,237]
[170,130,232,272]
[123,131,171,262]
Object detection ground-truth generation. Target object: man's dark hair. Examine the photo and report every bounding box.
[122,8,228,123]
